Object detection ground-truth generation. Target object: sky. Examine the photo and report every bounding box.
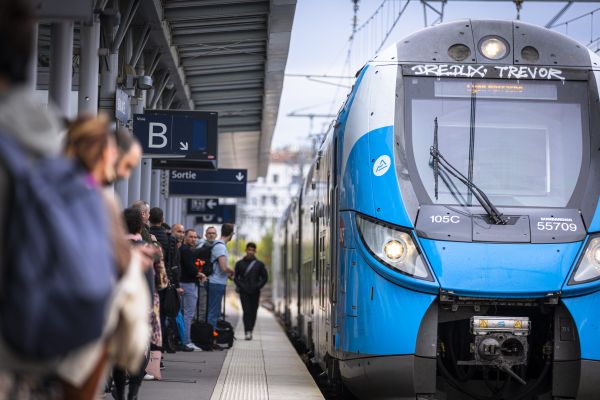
[270,0,600,149]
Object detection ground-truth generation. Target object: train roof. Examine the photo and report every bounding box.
[372,19,598,68]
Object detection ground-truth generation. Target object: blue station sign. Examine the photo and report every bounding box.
[187,198,219,214]
[169,169,247,198]
[133,110,218,169]
[194,205,236,224]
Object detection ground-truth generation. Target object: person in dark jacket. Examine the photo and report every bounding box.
[148,208,169,264]
[234,242,268,340]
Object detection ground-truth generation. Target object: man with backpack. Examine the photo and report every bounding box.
[206,224,235,329]
[234,243,268,340]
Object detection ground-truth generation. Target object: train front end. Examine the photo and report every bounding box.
[337,20,600,400]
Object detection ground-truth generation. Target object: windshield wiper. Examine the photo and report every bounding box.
[429,117,507,225]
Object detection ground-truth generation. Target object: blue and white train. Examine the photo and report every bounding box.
[272,20,600,400]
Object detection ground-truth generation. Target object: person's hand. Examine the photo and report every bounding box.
[176,288,184,295]
[227,269,234,279]
[197,272,207,283]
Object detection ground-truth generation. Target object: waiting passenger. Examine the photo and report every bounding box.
[207,224,236,329]
[180,229,206,351]
[131,200,153,242]
[234,242,268,340]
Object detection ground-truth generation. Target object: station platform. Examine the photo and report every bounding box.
[135,298,323,400]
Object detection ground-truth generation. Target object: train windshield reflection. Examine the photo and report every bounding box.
[405,77,587,207]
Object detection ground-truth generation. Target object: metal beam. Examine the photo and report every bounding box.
[111,0,140,53]
[186,70,263,85]
[546,1,574,27]
[137,0,194,109]
[172,30,266,45]
[164,2,269,20]
[129,25,151,68]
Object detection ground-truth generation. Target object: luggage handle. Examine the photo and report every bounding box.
[195,282,210,323]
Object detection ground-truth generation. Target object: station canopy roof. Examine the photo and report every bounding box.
[163,0,296,180]
[37,0,297,181]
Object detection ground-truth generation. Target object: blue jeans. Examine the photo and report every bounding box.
[180,282,198,345]
[207,282,226,328]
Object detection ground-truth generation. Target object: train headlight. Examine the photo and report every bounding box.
[570,236,600,285]
[384,240,405,260]
[356,215,433,281]
[479,36,509,60]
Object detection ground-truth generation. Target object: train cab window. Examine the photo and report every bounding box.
[404,77,588,208]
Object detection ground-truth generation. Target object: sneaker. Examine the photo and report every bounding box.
[245,331,252,340]
[143,374,155,381]
[160,361,165,370]
[186,343,203,351]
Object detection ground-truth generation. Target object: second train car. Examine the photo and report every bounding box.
[273,19,600,400]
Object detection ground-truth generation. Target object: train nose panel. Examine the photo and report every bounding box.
[418,238,583,297]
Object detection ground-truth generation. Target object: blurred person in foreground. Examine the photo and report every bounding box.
[64,116,153,398]
[0,2,144,399]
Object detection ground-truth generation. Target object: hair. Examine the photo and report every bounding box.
[246,242,256,250]
[0,0,34,83]
[149,207,164,225]
[64,114,113,173]
[115,127,140,159]
[221,223,234,237]
[131,200,149,212]
[205,226,217,233]
[123,207,143,235]
[184,229,196,237]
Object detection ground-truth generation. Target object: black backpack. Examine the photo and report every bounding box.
[195,242,216,276]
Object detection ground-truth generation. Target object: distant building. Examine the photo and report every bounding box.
[236,148,310,241]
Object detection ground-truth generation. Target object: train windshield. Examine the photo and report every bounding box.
[405,77,588,208]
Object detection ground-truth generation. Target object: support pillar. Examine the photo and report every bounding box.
[78,19,100,114]
[48,22,74,117]
[27,23,38,91]
[99,19,118,118]
[140,159,152,204]
[115,180,128,207]
[151,168,160,207]
[129,54,146,205]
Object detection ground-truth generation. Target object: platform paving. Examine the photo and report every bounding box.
[102,291,323,400]
[210,307,324,400]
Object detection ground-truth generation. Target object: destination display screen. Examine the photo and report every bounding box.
[434,80,558,101]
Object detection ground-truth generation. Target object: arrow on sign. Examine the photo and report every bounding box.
[179,141,188,151]
[235,172,245,181]
[207,199,217,210]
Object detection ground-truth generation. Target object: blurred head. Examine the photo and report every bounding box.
[221,223,234,242]
[64,114,117,185]
[245,242,257,259]
[171,224,184,242]
[114,127,142,181]
[0,0,34,88]
[132,200,150,225]
[149,207,164,226]
[205,226,217,243]
[123,207,143,235]
[183,229,198,246]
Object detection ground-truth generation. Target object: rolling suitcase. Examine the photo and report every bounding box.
[215,292,234,349]
[190,283,214,351]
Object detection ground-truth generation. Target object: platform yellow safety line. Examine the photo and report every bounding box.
[210,307,323,400]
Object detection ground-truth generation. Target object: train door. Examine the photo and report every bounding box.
[329,137,339,355]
